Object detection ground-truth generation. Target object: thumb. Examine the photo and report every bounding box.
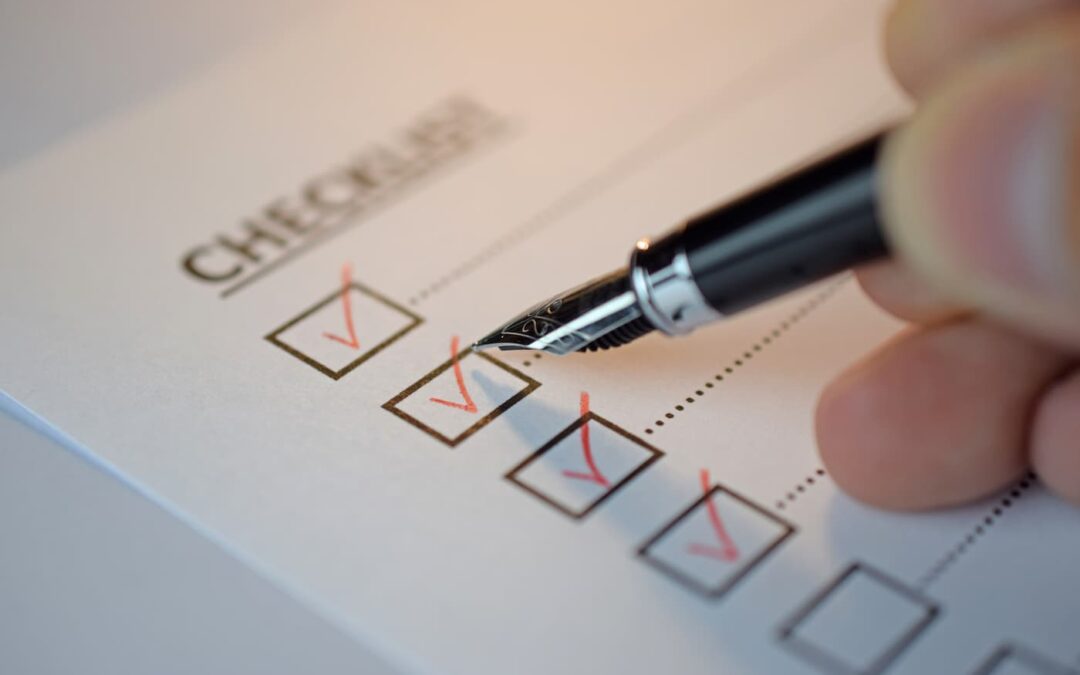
[881,14,1080,346]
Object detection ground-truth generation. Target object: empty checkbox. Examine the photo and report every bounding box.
[778,562,939,675]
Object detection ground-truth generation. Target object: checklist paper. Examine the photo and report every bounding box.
[2,1,1079,674]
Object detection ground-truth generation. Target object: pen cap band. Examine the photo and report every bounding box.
[630,228,722,336]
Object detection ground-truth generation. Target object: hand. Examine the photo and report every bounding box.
[816,0,1080,510]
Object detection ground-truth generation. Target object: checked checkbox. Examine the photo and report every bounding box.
[638,470,794,599]
[383,336,539,447]
[266,264,421,380]
[506,393,663,519]
[777,562,939,675]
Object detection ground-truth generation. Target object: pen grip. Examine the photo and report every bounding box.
[683,132,889,316]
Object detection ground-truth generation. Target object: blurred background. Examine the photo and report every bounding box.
[1,3,395,674]
[0,0,342,169]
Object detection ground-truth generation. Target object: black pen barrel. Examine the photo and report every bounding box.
[682,132,889,316]
[474,132,895,355]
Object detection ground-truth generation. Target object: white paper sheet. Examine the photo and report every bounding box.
[2,1,1078,673]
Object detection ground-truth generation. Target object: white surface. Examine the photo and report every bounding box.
[0,3,396,674]
[0,407,400,675]
[2,1,1079,674]
[0,0,339,169]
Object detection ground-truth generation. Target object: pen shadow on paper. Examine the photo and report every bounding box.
[472,369,828,652]
[474,370,681,521]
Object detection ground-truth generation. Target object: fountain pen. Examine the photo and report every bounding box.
[473,130,891,355]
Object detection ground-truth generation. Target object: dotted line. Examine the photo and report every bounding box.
[916,473,1038,589]
[408,219,536,305]
[403,15,864,308]
[403,124,693,306]
[775,469,828,511]
[520,353,544,368]
[643,276,849,435]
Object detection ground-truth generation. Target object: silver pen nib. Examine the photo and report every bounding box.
[472,268,655,355]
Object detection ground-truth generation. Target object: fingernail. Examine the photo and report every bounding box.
[883,38,1080,325]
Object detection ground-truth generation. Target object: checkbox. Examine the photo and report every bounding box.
[266,270,421,380]
[506,396,663,519]
[638,475,794,598]
[778,562,939,675]
[383,338,539,447]
[971,644,1078,675]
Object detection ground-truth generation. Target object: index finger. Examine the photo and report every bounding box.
[886,0,1074,95]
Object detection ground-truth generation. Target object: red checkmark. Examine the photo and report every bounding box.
[322,263,361,350]
[687,469,739,562]
[429,335,479,413]
[561,392,611,488]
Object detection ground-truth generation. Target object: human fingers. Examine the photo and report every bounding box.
[882,16,1080,348]
[855,261,964,324]
[816,317,1070,510]
[870,3,1077,326]
[1030,366,1080,504]
[885,0,1076,95]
